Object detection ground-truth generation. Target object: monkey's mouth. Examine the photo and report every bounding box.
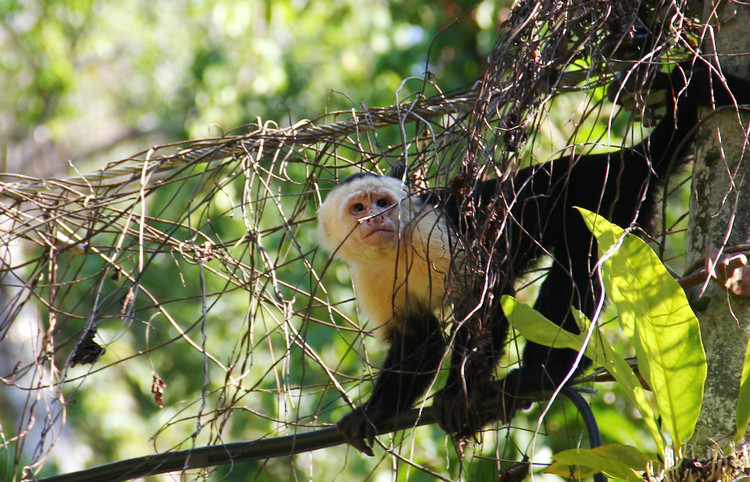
[361,227,396,241]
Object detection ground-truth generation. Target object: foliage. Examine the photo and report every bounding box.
[503,210,707,478]
[736,334,750,442]
[548,444,651,481]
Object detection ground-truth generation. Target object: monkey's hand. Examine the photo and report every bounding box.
[432,382,511,439]
[336,406,377,456]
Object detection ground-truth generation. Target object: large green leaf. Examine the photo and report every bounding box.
[734,337,750,441]
[546,444,652,481]
[579,208,706,446]
[500,296,583,351]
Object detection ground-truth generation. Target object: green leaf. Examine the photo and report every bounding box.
[501,296,665,453]
[500,296,584,351]
[546,444,652,481]
[734,336,750,442]
[578,208,706,446]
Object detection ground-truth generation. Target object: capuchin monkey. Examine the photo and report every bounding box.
[317,61,750,456]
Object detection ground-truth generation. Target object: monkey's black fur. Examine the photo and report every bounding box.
[334,61,750,453]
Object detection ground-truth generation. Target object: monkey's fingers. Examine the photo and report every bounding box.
[365,423,377,451]
[434,387,500,438]
[336,409,375,456]
[346,433,375,457]
[434,391,471,435]
[433,391,454,433]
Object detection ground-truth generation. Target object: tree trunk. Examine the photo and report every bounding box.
[687,0,750,455]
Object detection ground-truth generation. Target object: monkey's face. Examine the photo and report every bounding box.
[344,187,399,247]
[317,176,407,262]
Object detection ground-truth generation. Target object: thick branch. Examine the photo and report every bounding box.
[36,388,599,482]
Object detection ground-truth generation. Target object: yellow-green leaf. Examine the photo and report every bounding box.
[579,208,706,446]
[547,444,652,481]
[734,335,750,442]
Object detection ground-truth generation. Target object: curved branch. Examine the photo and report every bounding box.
[36,408,437,482]
[37,387,602,482]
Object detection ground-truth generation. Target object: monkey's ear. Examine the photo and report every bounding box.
[389,161,407,181]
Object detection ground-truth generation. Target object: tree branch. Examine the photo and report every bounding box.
[36,387,602,482]
[36,407,438,482]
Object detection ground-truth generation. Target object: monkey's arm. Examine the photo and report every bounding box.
[337,312,446,456]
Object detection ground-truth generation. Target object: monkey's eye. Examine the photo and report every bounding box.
[375,198,390,208]
[351,203,365,213]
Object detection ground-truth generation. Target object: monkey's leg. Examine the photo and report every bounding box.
[337,312,445,456]
[499,231,599,417]
[432,293,511,439]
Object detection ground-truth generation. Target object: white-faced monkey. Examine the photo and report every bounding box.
[317,61,750,456]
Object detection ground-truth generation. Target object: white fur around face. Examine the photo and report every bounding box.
[317,175,454,337]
